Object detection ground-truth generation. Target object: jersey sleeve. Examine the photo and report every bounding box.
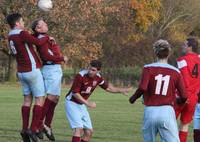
[99,77,108,90]
[139,67,150,91]
[71,74,83,93]
[20,31,48,46]
[37,39,64,62]
[177,59,190,91]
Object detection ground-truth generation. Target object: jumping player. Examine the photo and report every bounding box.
[65,60,131,142]
[175,38,200,142]
[6,13,50,142]
[129,39,187,142]
[31,19,67,141]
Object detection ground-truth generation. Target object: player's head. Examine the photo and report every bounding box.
[182,38,198,54]
[153,39,171,59]
[88,60,102,77]
[6,13,24,29]
[31,19,48,34]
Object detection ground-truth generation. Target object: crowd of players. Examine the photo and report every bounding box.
[5,12,200,142]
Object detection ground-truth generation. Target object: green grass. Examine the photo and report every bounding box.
[0,84,193,142]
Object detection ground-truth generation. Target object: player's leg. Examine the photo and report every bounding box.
[65,98,84,142]
[193,103,200,142]
[18,72,33,142]
[81,105,93,142]
[40,65,62,140]
[179,96,198,142]
[81,129,93,142]
[25,69,45,142]
[72,128,83,142]
[158,106,180,142]
[142,107,157,142]
[44,95,59,127]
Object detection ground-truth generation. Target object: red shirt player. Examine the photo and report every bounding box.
[31,19,68,141]
[175,37,200,142]
[65,60,131,142]
[6,13,50,142]
[129,39,187,142]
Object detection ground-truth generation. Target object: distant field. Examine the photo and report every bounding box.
[0,84,193,142]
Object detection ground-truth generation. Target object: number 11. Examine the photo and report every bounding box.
[155,74,170,96]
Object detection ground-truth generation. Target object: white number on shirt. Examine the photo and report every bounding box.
[9,40,17,55]
[85,87,92,94]
[155,74,170,96]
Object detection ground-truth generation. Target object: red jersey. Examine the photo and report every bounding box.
[8,28,48,72]
[137,62,187,106]
[66,70,108,104]
[36,34,64,65]
[177,53,200,96]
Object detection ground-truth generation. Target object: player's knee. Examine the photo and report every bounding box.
[35,96,45,106]
[47,95,59,103]
[85,129,93,137]
[23,95,32,106]
[180,122,190,131]
[73,128,83,136]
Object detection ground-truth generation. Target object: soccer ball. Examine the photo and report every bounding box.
[38,0,53,11]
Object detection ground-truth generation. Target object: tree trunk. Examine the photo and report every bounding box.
[7,55,17,82]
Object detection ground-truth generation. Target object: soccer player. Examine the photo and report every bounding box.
[65,60,130,142]
[175,38,200,142]
[31,19,68,141]
[129,39,187,142]
[6,13,50,142]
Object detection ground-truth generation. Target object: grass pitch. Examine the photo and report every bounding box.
[0,84,193,142]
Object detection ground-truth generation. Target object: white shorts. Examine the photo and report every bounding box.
[42,64,62,96]
[143,105,179,142]
[17,69,45,97]
[194,103,200,129]
[65,97,92,129]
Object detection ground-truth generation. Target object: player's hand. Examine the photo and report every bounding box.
[129,95,136,104]
[49,36,56,44]
[120,87,132,96]
[63,56,69,63]
[87,101,96,109]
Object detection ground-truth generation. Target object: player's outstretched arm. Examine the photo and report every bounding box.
[105,83,132,96]
[129,88,143,104]
[73,93,96,109]
[20,30,49,46]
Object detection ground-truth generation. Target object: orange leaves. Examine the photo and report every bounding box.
[66,39,102,68]
[131,0,161,31]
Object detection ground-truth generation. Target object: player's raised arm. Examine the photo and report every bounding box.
[20,30,49,46]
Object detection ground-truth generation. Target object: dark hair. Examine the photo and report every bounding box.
[31,19,42,33]
[6,13,22,29]
[153,39,171,59]
[90,60,102,70]
[187,38,198,53]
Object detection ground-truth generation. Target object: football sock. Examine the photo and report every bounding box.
[38,98,52,130]
[21,106,30,130]
[72,136,80,142]
[194,129,200,142]
[81,140,88,142]
[44,100,57,128]
[30,105,42,132]
[179,131,188,142]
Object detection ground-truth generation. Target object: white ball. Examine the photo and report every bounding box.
[38,0,53,11]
